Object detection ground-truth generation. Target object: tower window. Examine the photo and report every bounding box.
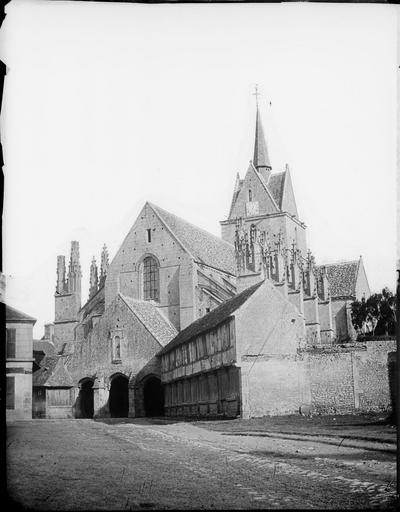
[248,189,252,202]
[143,256,159,301]
[146,229,152,243]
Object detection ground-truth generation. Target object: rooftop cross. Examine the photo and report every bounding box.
[252,84,260,106]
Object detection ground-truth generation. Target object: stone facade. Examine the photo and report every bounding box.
[32,101,395,420]
[307,340,396,415]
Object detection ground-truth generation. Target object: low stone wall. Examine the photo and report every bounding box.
[307,340,396,415]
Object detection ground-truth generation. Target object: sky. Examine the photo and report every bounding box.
[1,0,398,338]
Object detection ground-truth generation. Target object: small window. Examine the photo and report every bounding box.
[248,189,252,202]
[146,229,152,243]
[6,328,16,359]
[6,376,15,409]
[205,307,210,314]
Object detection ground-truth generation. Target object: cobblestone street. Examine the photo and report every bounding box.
[6,418,397,510]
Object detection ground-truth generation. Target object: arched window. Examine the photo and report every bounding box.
[143,256,160,301]
[248,189,252,202]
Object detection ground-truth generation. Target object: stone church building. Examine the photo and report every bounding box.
[32,104,395,419]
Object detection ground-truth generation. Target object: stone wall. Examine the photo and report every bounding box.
[240,355,311,417]
[308,340,396,414]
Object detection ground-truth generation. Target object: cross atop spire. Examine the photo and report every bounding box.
[252,84,261,106]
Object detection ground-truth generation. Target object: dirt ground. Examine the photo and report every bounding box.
[5,413,398,510]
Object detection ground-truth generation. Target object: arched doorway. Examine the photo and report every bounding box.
[77,378,94,418]
[143,376,164,417]
[109,374,129,418]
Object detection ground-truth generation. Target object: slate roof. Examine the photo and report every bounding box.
[253,107,271,169]
[120,294,178,347]
[33,340,56,356]
[158,280,264,355]
[267,172,285,209]
[32,355,74,387]
[5,303,36,323]
[316,260,359,299]
[150,203,236,275]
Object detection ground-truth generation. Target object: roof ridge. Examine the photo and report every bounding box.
[5,303,36,322]
[317,260,359,267]
[149,202,234,250]
[159,279,264,355]
[119,293,177,346]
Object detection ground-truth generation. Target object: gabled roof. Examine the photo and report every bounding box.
[149,203,236,275]
[158,280,264,355]
[316,260,359,299]
[5,303,36,324]
[32,356,73,387]
[120,294,178,347]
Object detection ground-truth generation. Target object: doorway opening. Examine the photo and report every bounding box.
[77,379,94,418]
[143,376,164,417]
[109,374,129,418]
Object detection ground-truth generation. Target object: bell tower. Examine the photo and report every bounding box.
[54,241,82,352]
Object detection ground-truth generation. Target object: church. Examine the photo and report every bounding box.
[32,102,395,420]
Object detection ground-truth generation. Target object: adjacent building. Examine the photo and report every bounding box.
[5,304,36,420]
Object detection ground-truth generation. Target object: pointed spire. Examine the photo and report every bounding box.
[67,241,82,294]
[56,255,66,294]
[253,106,272,171]
[99,244,109,287]
[89,257,99,299]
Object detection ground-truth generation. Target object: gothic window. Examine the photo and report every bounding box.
[143,256,159,301]
[112,335,121,362]
[248,189,252,202]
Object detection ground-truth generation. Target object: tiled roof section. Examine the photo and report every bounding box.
[120,295,178,347]
[316,260,359,299]
[46,358,74,387]
[32,356,59,386]
[159,280,264,355]
[5,303,36,323]
[267,172,285,209]
[33,340,56,356]
[149,203,236,275]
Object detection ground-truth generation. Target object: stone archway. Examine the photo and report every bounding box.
[109,374,129,418]
[76,378,94,418]
[143,376,164,417]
